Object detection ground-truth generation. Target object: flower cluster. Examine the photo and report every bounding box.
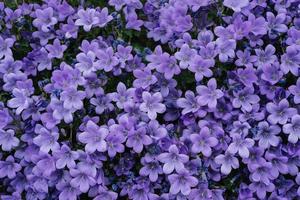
[0,0,300,199]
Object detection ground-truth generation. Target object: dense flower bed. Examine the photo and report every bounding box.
[0,0,300,199]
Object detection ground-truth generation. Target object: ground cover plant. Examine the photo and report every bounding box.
[0,0,300,199]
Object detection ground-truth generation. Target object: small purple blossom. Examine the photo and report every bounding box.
[283,115,300,143]
[78,120,108,153]
[266,99,297,125]
[223,0,249,12]
[215,152,239,175]
[33,124,59,153]
[158,144,189,174]
[255,121,281,149]
[70,162,96,193]
[140,92,166,120]
[227,133,254,158]
[0,156,21,179]
[33,7,57,32]
[289,78,300,104]
[196,78,224,109]
[60,88,85,110]
[0,129,19,151]
[190,127,218,157]
[45,39,67,59]
[75,8,99,31]
[133,68,157,89]
[168,169,198,196]
[126,126,152,153]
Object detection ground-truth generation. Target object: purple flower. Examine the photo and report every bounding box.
[56,176,81,200]
[128,183,150,200]
[0,36,14,59]
[139,154,162,182]
[75,8,99,31]
[133,68,157,89]
[70,162,96,193]
[53,144,79,169]
[0,156,21,179]
[0,56,22,74]
[255,121,281,149]
[261,63,283,85]
[266,99,297,125]
[248,13,268,36]
[188,55,213,82]
[267,12,288,39]
[96,47,119,72]
[106,131,126,157]
[7,88,32,115]
[94,187,118,200]
[190,127,218,157]
[0,1,299,198]
[177,91,201,115]
[154,72,177,97]
[62,17,79,39]
[168,169,198,196]
[215,151,239,175]
[111,82,135,109]
[297,174,300,196]
[78,120,108,153]
[265,151,288,177]
[0,129,19,151]
[0,107,12,129]
[249,160,276,184]
[280,45,300,75]
[223,0,249,12]
[126,126,152,153]
[249,181,275,199]
[33,124,59,153]
[156,55,181,80]
[158,144,189,174]
[33,7,57,32]
[174,44,197,69]
[90,92,114,114]
[116,45,133,67]
[227,133,254,158]
[45,39,67,59]
[235,50,256,68]
[140,92,166,120]
[283,115,300,143]
[289,78,300,104]
[109,0,126,11]
[254,44,277,67]
[196,78,224,109]
[232,87,260,112]
[34,154,56,177]
[75,51,98,76]
[49,97,74,123]
[96,7,113,28]
[60,88,85,110]
[146,120,167,140]
[125,11,143,31]
[216,38,236,62]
